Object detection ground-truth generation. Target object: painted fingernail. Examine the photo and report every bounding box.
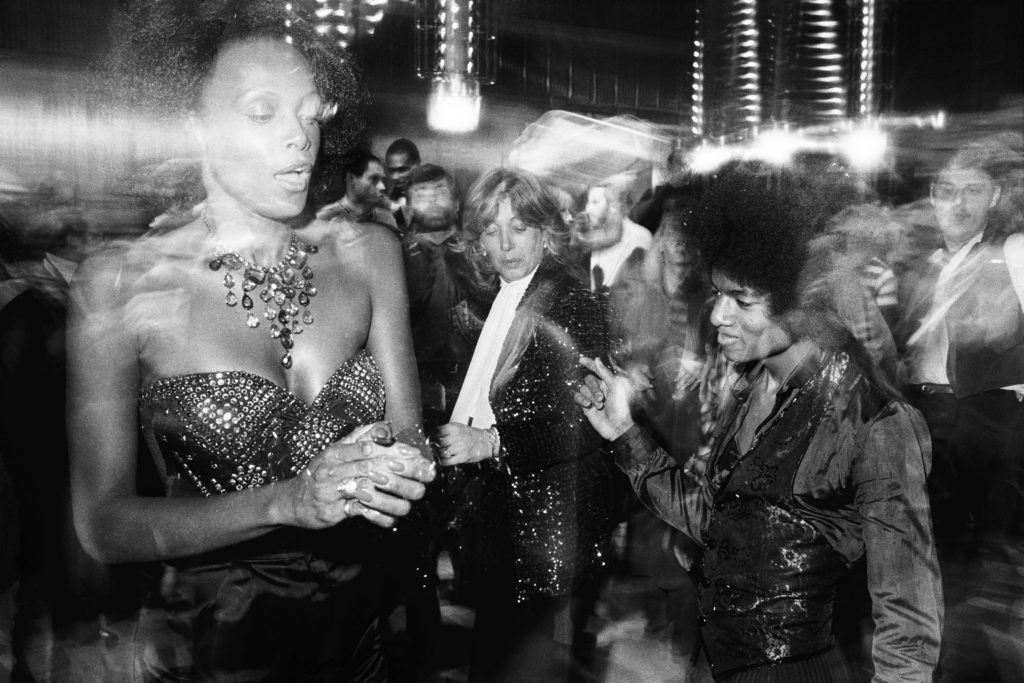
[388,460,407,473]
[369,472,390,485]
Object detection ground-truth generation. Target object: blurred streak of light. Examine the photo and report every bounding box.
[858,0,878,116]
[508,111,672,195]
[682,111,948,174]
[840,126,887,170]
[688,142,736,174]
[750,128,805,165]
[0,64,193,198]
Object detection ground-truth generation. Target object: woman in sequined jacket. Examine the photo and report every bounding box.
[436,168,613,681]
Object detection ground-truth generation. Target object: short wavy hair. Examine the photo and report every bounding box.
[100,0,367,200]
[460,167,577,286]
[695,166,812,317]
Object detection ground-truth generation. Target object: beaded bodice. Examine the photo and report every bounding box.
[138,350,385,497]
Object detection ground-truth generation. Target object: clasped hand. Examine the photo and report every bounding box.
[288,422,435,529]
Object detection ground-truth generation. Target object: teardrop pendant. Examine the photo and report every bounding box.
[204,210,317,372]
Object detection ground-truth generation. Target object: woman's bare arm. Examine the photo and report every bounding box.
[67,249,428,564]
[362,228,426,446]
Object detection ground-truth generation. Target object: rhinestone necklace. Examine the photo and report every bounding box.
[203,211,318,369]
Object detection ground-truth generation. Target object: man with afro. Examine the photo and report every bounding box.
[577,165,942,681]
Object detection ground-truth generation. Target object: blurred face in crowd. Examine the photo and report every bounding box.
[709,268,792,365]
[386,151,417,199]
[580,186,624,250]
[347,160,387,210]
[196,39,322,220]
[661,224,697,278]
[479,198,546,282]
[585,186,609,227]
[409,179,459,231]
[931,168,1001,250]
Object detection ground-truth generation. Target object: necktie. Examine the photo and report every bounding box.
[592,264,605,291]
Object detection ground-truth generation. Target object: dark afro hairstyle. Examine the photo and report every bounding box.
[99,0,368,201]
[694,165,813,317]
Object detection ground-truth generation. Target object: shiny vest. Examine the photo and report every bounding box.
[699,373,845,679]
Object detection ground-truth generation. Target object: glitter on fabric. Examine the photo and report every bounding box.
[138,349,385,496]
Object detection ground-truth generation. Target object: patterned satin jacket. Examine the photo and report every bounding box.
[613,347,943,681]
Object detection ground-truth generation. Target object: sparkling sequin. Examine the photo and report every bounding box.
[138,350,384,496]
[458,266,611,604]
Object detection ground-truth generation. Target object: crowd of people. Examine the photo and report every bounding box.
[0,1,1022,682]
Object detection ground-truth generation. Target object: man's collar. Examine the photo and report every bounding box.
[411,226,456,245]
[731,344,821,401]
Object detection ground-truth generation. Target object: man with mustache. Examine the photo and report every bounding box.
[576,167,942,681]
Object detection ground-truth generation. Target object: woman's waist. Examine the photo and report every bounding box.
[164,524,380,572]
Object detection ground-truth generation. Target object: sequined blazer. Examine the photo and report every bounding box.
[472,258,612,604]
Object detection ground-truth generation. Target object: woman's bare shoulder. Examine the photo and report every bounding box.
[73,222,204,307]
[303,217,401,271]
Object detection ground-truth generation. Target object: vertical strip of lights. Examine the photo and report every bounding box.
[857,0,877,116]
[802,0,845,119]
[691,4,705,139]
[313,0,351,49]
[734,0,761,130]
[427,0,482,132]
[284,2,295,44]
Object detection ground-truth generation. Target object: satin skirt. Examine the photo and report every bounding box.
[133,551,386,682]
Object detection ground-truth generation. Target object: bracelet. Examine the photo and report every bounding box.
[486,425,500,458]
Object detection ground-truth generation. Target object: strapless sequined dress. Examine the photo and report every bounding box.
[134,350,388,682]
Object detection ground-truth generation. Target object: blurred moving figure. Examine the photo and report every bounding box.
[435,168,612,682]
[901,139,1024,551]
[0,209,108,681]
[67,2,434,679]
[577,181,652,292]
[628,148,691,232]
[611,192,709,464]
[577,168,942,682]
[604,192,711,664]
[900,139,1024,682]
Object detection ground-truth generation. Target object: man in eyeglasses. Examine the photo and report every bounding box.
[901,139,1024,560]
